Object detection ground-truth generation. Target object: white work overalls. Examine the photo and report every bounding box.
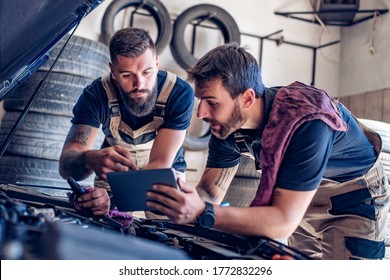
[95,72,183,219]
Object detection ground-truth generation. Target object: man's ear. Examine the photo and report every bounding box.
[156,55,159,68]
[109,62,115,78]
[241,88,256,110]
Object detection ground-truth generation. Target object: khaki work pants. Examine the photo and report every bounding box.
[289,159,389,259]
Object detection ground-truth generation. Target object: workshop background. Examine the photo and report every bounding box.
[0,0,389,260]
[68,0,390,187]
[0,0,389,189]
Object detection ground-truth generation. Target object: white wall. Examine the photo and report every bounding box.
[338,0,390,97]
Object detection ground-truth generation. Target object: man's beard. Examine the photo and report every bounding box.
[205,101,247,139]
[119,83,158,117]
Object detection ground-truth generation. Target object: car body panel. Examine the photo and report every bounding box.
[0,0,103,100]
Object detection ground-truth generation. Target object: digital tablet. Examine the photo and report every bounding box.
[107,168,179,212]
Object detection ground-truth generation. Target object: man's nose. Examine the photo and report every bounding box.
[196,100,208,119]
[133,75,144,89]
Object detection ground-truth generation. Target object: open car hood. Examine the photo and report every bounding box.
[0,0,103,101]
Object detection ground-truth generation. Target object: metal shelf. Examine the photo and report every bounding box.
[127,8,342,86]
[274,8,388,27]
[191,22,340,86]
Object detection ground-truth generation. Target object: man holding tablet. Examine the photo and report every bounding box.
[59,27,194,216]
[146,43,389,260]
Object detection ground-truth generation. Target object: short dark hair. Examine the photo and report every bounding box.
[187,42,265,99]
[109,27,156,63]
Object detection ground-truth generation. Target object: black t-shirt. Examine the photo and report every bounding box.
[71,70,194,172]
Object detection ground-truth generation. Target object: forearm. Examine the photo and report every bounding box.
[145,128,186,170]
[197,167,238,204]
[59,149,93,181]
[142,158,173,170]
[212,188,316,239]
[197,185,220,204]
[213,205,295,239]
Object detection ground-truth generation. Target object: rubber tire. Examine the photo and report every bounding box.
[0,112,104,160]
[0,155,95,195]
[39,35,109,80]
[222,157,260,207]
[222,177,258,207]
[183,133,210,151]
[3,71,93,117]
[380,152,390,182]
[0,112,71,160]
[101,0,172,54]
[358,118,390,153]
[235,156,261,179]
[1,111,72,141]
[0,155,69,190]
[170,4,241,70]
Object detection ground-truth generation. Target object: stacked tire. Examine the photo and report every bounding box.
[222,156,260,207]
[0,35,108,195]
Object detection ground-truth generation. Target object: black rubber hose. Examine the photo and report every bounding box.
[183,133,211,151]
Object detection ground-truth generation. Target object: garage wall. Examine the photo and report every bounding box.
[338,0,390,97]
[0,0,388,187]
[73,0,390,121]
[72,0,344,187]
[74,0,390,96]
[1,0,389,120]
[74,0,341,95]
[339,87,390,123]
[337,0,390,123]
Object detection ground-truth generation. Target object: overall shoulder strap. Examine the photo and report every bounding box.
[101,73,120,117]
[154,71,177,118]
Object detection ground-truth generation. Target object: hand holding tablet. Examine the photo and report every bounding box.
[107,168,179,212]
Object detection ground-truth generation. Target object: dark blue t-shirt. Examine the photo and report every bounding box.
[71,70,194,172]
[206,88,377,191]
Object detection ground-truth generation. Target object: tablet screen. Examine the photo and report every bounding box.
[107,168,178,212]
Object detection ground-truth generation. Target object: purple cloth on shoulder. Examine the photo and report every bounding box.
[250,82,348,206]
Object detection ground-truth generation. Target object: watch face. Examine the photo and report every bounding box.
[199,212,215,228]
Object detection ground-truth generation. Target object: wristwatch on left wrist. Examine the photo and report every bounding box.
[196,202,215,229]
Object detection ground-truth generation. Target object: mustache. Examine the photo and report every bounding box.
[203,118,217,125]
[128,89,150,95]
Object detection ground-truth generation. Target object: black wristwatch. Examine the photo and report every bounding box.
[196,202,215,229]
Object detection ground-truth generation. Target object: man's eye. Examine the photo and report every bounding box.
[207,101,217,106]
[144,70,152,76]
